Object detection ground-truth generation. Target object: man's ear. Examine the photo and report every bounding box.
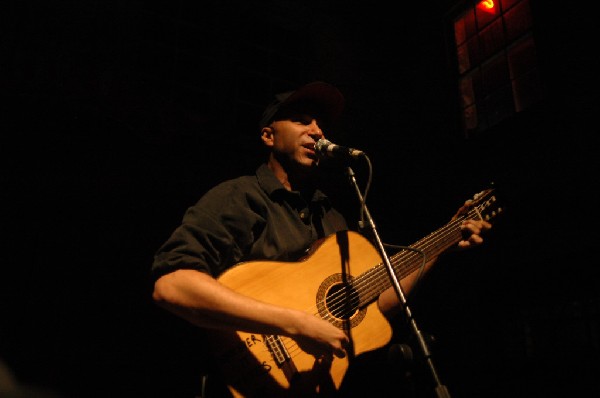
[261,127,274,147]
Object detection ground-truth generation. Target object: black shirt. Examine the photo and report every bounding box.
[151,163,349,280]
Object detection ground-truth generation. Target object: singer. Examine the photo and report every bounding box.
[150,81,491,397]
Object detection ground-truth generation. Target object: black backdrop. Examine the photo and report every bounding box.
[2,1,598,397]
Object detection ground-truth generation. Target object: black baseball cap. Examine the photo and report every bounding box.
[259,81,345,129]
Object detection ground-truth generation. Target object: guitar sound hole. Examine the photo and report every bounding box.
[325,283,359,320]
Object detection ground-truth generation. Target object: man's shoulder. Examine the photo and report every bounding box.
[209,174,259,194]
[199,164,273,203]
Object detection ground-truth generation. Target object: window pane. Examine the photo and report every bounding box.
[470,69,484,103]
[463,103,479,133]
[455,15,467,45]
[464,9,477,39]
[479,18,505,59]
[466,36,483,68]
[504,0,532,42]
[481,53,510,95]
[483,83,514,127]
[508,34,537,79]
[459,75,476,107]
[457,43,471,74]
[501,0,521,12]
[513,69,543,112]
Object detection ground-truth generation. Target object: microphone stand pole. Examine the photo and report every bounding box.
[346,166,450,398]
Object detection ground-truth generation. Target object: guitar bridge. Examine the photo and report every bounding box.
[264,334,291,365]
[264,334,298,381]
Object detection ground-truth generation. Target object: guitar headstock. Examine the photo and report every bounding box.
[468,187,504,223]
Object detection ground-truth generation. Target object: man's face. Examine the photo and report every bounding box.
[267,111,326,169]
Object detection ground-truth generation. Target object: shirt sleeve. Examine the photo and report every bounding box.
[150,181,263,280]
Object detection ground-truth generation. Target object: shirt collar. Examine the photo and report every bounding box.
[256,163,329,203]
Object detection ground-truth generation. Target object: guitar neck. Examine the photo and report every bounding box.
[356,210,474,307]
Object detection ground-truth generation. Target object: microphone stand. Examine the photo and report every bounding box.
[346,166,451,398]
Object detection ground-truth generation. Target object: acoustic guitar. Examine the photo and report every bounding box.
[208,188,502,397]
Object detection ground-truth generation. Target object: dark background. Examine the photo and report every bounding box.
[2,1,598,397]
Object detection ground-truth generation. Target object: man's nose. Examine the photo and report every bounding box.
[308,121,323,138]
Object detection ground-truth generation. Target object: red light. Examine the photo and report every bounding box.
[477,0,496,13]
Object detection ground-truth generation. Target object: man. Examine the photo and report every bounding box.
[151,81,491,397]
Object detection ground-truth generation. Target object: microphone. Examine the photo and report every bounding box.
[314,138,365,160]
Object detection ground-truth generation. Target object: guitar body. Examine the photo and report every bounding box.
[209,230,393,397]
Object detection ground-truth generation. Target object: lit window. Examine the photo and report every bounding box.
[452,0,542,137]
